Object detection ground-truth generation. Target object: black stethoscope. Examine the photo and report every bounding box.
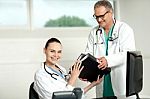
[44,62,68,80]
[95,19,118,44]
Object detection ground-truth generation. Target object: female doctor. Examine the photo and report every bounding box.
[85,0,136,99]
[33,38,102,99]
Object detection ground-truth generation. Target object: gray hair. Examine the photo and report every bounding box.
[94,0,113,12]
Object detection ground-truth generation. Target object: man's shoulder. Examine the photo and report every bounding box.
[116,20,130,27]
[116,20,133,30]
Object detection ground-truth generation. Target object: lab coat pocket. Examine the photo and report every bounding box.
[108,39,119,54]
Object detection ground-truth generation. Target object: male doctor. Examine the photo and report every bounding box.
[85,0,136,99]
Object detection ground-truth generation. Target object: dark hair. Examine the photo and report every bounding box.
[94,0,113,12]
[45,38,61,49]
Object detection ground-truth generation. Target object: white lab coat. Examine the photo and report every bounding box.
[85,20,136,99]
[33,63,74,99]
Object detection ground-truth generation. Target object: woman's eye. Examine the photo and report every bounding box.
[50,50,55,52]
[58,51,62,53]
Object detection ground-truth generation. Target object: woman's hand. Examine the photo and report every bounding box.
[84,75,102,94]
[68,60,84,86]
[70,60,84,79]
[91,75,102,86]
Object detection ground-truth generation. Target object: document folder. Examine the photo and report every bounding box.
[78,53,111,82]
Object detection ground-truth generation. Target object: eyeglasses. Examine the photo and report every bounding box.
[93,11,109,19]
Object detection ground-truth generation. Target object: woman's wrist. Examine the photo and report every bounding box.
[67,77,77,86]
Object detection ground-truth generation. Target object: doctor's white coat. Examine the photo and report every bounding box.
[33,63,74,99]
[85,20,136,99]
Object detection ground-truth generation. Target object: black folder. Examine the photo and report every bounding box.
[78,53,111,82]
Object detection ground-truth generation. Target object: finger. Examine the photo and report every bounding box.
[74,61,78,69]
[101,65,107,70]
[100,62,106,69]
[100,63,104,69]
[98,75,102,79]
[74,61,80,70]
[77,61,82,69]
[98,61,103,68]
[98,64,101,69]
[97,75,100,81]
[73,61,78,70]
[79,66,84,72]
[98,76,102,82]
[96,75,102,82]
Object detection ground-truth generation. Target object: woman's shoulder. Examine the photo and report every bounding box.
[34,65,46,77]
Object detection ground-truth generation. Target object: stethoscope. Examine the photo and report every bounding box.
[44,62,68,80]
[95,19,118,44]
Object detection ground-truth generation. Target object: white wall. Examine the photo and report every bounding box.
[0,38,45,99]
[117,0,150,98]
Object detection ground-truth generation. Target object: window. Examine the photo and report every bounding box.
[32,0,98,28]
[0,0,114,29]
[0,0,28,27]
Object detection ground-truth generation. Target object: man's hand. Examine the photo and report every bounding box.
[97,57,108,70]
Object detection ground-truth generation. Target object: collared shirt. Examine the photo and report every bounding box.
[103,25,114,97]
[33,63,74,99]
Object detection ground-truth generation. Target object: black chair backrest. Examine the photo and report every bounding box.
[29,82,39,99]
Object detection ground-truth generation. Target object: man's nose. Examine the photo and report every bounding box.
[97,17,103,22]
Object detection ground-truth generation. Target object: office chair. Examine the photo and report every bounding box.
[29,82,39,99]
